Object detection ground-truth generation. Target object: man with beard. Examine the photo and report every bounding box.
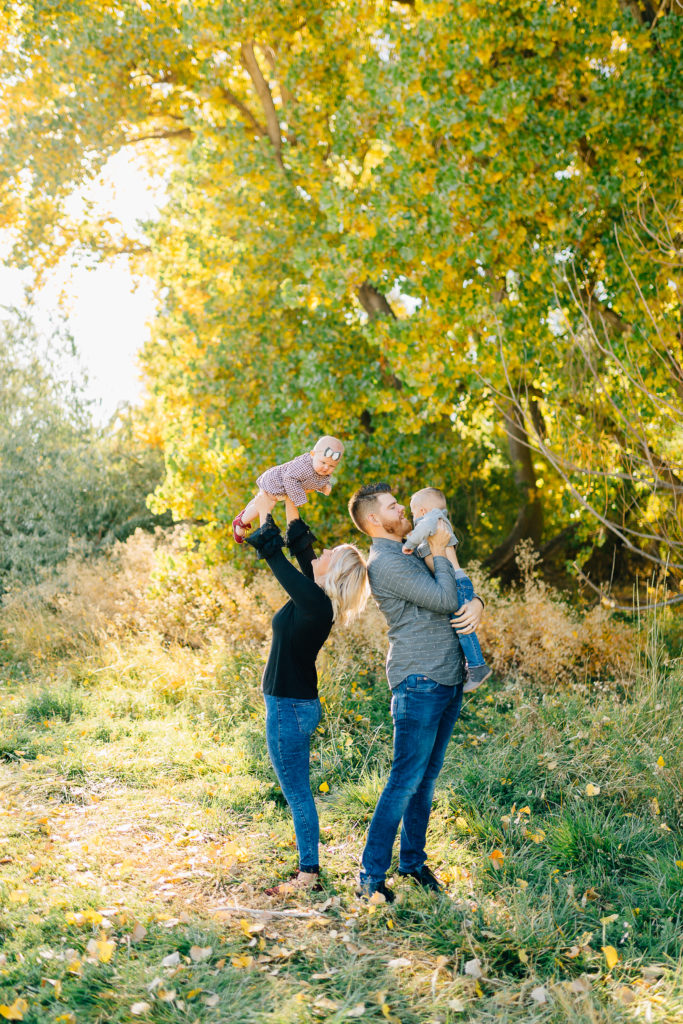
[347,482,484,901]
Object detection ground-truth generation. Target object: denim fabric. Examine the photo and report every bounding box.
[453,572,486,668]
[264,695,322,872]
[360,675,463,887]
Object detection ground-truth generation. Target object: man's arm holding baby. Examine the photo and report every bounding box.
[407,529,484,635]
[371,521,460,614]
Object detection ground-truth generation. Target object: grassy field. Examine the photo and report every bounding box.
[0,536,681,1023]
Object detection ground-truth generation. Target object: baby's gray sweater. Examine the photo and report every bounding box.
[404,508,458,558]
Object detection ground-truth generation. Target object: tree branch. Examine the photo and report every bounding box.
[124,127,193,144]
[240,41,284,168]
[220,86,267,138]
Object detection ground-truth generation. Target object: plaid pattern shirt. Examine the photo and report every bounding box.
[256,453,332,507]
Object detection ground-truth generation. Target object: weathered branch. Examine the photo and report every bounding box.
[125,127,193,144]
[357,282,397,320]
[573,562,683,611]
[220,86,267,138]
[483,398,543,576]
[240,41,284,168]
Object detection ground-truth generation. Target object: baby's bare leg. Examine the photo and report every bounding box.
[444,545,461,570]
[240,490,280,529]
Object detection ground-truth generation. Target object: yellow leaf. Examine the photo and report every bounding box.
[318,781,329,793]
[585,783,601,796]
[489,849,505,870]
[87,938,115,963]
[0,998,29,1021]
[55,1016,75,1024]
[231,955,253,968]
[657,756,665,767]
[602,945,619,970]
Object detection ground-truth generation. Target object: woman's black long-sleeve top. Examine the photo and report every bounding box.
[246,518,333,699]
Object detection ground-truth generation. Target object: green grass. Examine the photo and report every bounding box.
[0,625,681,1024]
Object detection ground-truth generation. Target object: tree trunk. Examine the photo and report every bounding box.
[483,401,543,577]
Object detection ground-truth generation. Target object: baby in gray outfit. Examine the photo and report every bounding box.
[403,487,491,693]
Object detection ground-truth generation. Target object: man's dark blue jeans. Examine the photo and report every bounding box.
[359,675,463,892]
[264,695,322,873]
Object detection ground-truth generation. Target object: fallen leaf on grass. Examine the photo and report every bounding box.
[130,923,147,943]
[54,1016,75,1024]
[447,998,466,1012]
[585,784,600,797]
[641,965,666,979]
[387,957,411,968]
[615,986,635,1005]
[86,938,115,963]
[130,1003,150,1016]
[346,1005,365,1018]
[231,954,253,968]
[523,828,546,844]
[656,756,665,767]
[569,977,591,994]
[464,958,483,979]
[156,987,176,1003]
[488,849,505,870]
[493,989,519,1006]
[313,997,338,1012]
[602,946,619,970]
[0,998,29,1021]
[530,986,548,1004]
[189,946,212,962]
[161,952,181,968]
[203,994,220,1007]
[318,781,329,793]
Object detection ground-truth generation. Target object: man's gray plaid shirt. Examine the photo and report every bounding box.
[367,538,467,689]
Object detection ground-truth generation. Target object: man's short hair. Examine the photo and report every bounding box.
[348,482,392,534]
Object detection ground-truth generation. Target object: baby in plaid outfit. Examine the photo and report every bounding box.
[232,435,345,542]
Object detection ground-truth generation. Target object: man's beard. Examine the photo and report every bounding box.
[382,516,411,539]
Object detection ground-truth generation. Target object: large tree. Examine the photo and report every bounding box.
[2,0,681,575]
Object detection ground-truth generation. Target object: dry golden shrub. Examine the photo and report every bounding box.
[468,543,636,685]
[1,532,636,688]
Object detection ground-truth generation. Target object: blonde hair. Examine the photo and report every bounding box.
[320,544,369,627]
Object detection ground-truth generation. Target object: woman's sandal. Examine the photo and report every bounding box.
[264,870,322,896]
[232,510,251,544]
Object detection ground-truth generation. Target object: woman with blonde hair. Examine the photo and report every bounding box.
[246,507,369,894]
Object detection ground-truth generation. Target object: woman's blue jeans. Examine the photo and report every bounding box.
[360,675,463,890]
[264,695,322,872]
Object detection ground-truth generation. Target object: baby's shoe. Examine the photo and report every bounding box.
[232,510,251,544]
[463,663,492,694]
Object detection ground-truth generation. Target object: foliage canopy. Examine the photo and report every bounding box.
[1,0,681,576]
